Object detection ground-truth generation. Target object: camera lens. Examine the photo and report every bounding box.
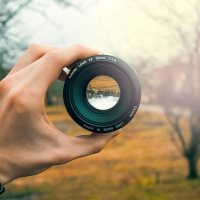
[86,75,120,110]
[63,55,141,133]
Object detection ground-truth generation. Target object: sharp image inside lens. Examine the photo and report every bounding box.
[86,76,120,110]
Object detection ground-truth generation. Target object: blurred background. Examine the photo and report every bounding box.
[1,0,200,199]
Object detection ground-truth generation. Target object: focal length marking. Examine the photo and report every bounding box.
[69,56,117,79]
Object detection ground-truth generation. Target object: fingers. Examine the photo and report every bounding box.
[57,129,122,164]
[8,43,60,76]
[26,45,101,93]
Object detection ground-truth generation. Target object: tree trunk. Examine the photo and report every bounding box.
[186,156,199,179]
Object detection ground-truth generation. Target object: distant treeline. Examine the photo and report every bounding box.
[0,66,9,80]
[86,89,120,99]
[0,66,64,106]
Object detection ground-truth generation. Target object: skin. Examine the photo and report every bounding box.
[0,44,121,186]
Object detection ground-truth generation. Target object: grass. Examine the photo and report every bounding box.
[2,106,200,200]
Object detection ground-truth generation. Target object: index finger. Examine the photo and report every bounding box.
[26,45,101,93]
[8,44,60,76]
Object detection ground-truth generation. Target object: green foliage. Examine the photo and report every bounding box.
[46,80,65,106]
[3,185,42,199]
[0,66,9,80]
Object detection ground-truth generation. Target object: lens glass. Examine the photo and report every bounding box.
[86,76,120,110]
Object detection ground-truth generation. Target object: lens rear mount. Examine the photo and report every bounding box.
[63,55,141,133]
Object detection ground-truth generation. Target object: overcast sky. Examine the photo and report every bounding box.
[17,0,195,66]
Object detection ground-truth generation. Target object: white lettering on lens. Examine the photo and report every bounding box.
[129,106,138,117]
[78,60,87,67]
[83,124,94,130]
[69,68,77,78]
[103,127,113,132]
[95,56,106,60]
[115,122,124,129]
[108,57,117,62]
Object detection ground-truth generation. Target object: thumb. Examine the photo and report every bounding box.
[57,129,122,164]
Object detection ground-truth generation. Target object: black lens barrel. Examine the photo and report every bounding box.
[63,55,141,133]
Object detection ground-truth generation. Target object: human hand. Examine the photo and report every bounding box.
[0,44,121,186]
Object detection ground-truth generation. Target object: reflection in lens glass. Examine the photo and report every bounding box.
[86,76,120,110]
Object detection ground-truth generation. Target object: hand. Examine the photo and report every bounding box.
[0,44,121,185]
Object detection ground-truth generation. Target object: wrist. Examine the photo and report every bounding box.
[0,181,5,195]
